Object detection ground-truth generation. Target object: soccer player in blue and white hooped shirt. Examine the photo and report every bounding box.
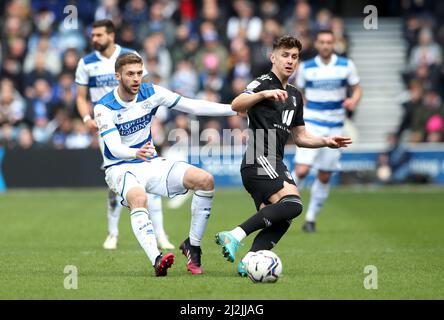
[75,20,174,251]
[95,53,237,276]
[294,30,362,233]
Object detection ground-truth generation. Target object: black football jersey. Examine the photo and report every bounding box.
[241,71,305,169]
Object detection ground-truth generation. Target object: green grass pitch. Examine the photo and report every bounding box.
[0,186,443,299]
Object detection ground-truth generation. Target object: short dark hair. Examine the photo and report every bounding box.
[92,19,115,34]
[273,35,302,52]
[315,29,334,40]
[115,53,143,72]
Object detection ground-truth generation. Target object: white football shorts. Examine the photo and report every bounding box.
[294,122,342,172]
[105,157,192,206]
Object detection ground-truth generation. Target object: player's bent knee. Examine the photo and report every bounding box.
[201,173,215,190]
[278,195,303,220]
[295,166,310,179]
[183,166,214,190]
[318,172,332,184]
[193,171,214,191]
[126,188,147,209]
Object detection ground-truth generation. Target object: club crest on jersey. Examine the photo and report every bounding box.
[142,101,152,110]
[282,109,294,126]
[291,96,297,106]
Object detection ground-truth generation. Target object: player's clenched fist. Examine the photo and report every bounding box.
[136,141,157,161]
[262,89,288,102]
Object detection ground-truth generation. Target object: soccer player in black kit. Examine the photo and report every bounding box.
[215,35,352,276]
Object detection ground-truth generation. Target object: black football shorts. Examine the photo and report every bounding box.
[241,160,296,210]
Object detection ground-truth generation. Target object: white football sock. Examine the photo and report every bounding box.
[230,226,247,242]
[130,208,160,266]
[147,194,166,239]
[107,194,123,237]
[189,190,213,247]
[305,178,331,222]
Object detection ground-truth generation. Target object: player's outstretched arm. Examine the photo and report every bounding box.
[291,125,352,149]
[232,90,288,112]
[152,84,236,116]
[156,85,236,118]
[172,96,237,116]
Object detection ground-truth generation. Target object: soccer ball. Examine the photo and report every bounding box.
[246,250,282,283]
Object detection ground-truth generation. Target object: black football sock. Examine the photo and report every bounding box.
[250,219,292,252]
[239,195,303,236]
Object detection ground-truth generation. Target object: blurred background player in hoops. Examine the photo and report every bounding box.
[293,30,362,233]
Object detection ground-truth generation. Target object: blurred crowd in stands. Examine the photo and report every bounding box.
[0,0,351,150]
[1,0,443,152]
[398,0,444,144]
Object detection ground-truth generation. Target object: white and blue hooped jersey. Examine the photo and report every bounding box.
[296,54,360,128]
[75,44,147,103]
[94,83,182,168]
